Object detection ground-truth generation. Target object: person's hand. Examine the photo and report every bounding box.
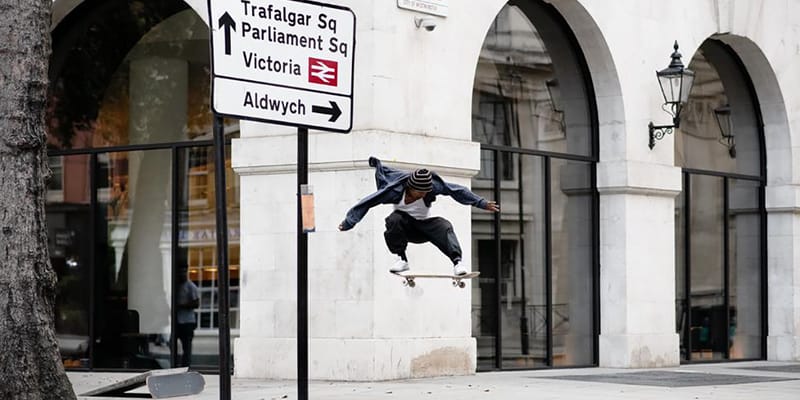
[485,201,500,212]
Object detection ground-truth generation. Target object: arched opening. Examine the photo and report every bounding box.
[470,0,598,370]
[47,0,239,371]
[675,38,766,362]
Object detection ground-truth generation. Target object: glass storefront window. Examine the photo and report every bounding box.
[95,149,173,369]
[47,1,241,371]
[472,4,592,158]
[675,40,765,362]
[472,2,597,370]
[48,7,212,150]
[48,155,91,369]
[550,159,594,366]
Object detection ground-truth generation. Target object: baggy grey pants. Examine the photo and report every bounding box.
[384,210,462,264]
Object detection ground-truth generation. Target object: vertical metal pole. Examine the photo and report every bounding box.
[759,180,767,358]
[684,173,692,361]
[213,115,231,400]
[171,148,180,368]
[518,154,529,355]
[297,127,309,400]
[544,157,553,366]
[723,178,730,359]
[493,149,502,370]
[88,153,97,370]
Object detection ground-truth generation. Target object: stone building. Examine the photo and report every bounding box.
[47,0,799,381]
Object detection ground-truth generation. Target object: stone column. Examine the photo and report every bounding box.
[230,0,507,380]
[233,131,481,380]
[597,161,682,367]
[766,184,800,361]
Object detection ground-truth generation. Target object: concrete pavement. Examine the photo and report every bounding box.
[69,361,800,399]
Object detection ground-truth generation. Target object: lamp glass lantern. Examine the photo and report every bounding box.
[656,42,696,124]
[714,104,736,157]
[649,41,696,150]
[713,105,732,138]
[545,78,563,113]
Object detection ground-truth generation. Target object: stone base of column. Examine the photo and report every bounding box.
[234,337,476,381]
[599,333,680,368]
[767,335,800,361]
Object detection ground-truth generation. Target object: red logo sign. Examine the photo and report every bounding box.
[308,58,338,86]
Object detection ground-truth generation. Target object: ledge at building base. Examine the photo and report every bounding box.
[768,335,800,361]
[599,333,680,368]
[234,337,477,381]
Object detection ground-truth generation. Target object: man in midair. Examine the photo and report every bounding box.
[339,157,500,275]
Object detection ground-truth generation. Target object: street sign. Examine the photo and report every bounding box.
[397,0,448,17]
[208,0,356,133]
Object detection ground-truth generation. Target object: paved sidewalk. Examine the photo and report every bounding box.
[70,361,800,400]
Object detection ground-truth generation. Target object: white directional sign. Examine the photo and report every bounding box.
[208,0,356,132]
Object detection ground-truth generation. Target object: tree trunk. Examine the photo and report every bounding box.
[0,1,77,399]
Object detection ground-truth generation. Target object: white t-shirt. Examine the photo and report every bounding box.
[394,190,430,220]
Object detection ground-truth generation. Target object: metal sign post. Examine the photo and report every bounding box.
[296,127,309,399]
[212,115,232,400]
[207,1,355,399]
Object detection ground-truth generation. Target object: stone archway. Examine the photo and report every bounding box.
[712,34,798,361]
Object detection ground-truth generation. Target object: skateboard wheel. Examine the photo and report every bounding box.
[408,280,416,288]
[458,281,466,288]
[452,280,458,287]
[402,279,408,287]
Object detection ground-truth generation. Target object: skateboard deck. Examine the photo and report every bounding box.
[146,371,204,398]
[391,271,479,288]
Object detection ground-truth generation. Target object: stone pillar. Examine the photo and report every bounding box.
[233,132,481,380]
[597,161,682,367]
[230,0,505,380]
[766,185,800,361]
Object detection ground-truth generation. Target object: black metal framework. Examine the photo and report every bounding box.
[677,39,768,364]
[48,138,234,373]
[481,145,599,370]
[678,170,765,362]
[474,0,600,371]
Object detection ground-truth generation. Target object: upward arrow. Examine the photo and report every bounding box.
[218,12,236,55]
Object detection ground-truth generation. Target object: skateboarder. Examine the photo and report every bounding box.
[339,157,499,276]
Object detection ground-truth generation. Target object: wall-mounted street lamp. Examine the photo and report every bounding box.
[714,104,736,158]
[649,41,696,150]
[545,79,563,113]
[545,78,566,131]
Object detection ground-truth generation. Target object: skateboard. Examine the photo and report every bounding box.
[391,271,480,288]
[146,371,204,398]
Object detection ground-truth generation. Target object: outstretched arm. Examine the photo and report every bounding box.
[440,179,499,212]
[339,187,398,231]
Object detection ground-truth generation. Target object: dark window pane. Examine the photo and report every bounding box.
[48,155,91,369]
[472,4,592,157]
[727,179,762,359]
[47,7,215,150]
[550,159,594,366]
[689,175,726,361]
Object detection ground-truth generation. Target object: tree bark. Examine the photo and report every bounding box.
[0,1,78,399]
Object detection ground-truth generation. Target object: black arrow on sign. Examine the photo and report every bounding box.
[218,12,236,55]
[312,101,342,122]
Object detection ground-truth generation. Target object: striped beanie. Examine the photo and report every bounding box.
[407,168,433,192]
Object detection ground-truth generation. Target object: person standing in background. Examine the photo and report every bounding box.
[176,268,199,367]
